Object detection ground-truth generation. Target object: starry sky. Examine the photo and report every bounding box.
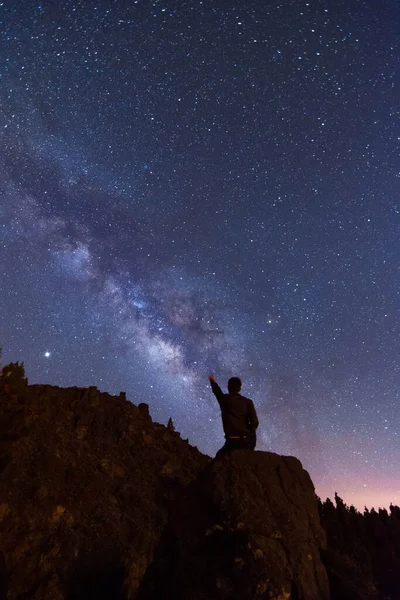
[1,0,399,510]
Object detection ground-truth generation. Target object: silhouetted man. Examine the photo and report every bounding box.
[209,374,259,459]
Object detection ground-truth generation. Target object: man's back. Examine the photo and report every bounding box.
[219,393,258,437]
[210,379,259,438]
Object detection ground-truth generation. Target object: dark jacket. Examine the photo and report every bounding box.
[210,380,259,438]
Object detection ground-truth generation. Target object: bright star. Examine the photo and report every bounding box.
[44,351,51,358]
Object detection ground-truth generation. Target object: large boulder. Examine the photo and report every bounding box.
[138,450,330,600]
[0,384,208,600]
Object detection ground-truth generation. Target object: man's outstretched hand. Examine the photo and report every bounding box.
[208,374,215,383]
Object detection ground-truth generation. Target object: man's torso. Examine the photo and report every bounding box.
[219,394,253,437]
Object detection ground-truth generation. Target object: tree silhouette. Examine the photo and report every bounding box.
[319,494,400,598]
[0,361,28,389]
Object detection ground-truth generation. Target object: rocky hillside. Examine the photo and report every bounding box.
[0,378,397,600]
[0,383,208,599]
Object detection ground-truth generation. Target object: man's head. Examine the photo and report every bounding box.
[228,376,242,394]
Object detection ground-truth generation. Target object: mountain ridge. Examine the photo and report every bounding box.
[0,371,398,599]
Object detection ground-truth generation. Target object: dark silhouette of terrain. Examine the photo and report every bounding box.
[0,361,398,599]
[319,493,400,600]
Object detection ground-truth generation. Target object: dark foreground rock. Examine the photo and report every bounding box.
[2,379,396,600]
[0,384,208,600]
[138,450,329,600]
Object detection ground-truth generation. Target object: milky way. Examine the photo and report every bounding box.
[1,0,399,509]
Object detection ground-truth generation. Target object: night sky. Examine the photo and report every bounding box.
[1,0,399,510]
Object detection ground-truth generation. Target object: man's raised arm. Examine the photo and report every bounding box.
[208,374,224,403]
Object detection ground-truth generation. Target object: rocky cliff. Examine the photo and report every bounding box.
[0,383,207,599]
[0,381,337,599]
[138,451,329,600]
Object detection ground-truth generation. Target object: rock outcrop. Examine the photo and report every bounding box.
[2,380,374,600]
[0,384,208,599]
[138,451,329,600]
